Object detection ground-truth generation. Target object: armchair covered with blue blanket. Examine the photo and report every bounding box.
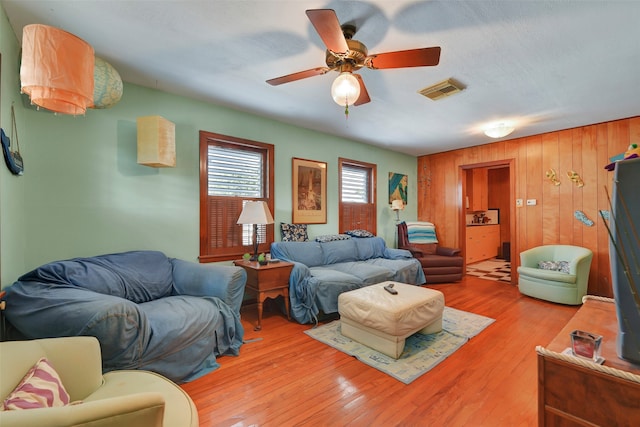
[3,250,247,383]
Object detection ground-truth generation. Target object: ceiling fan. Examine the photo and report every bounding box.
[266,9,441,109]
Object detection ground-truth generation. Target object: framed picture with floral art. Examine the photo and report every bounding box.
[292,157,327,224]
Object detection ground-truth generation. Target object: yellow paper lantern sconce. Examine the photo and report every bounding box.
[137,116,176,168]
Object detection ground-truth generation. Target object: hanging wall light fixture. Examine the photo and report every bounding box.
[20,24,95,115]
[91,57,123,109]
[137,116,176,167]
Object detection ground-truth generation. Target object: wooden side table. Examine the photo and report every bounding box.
[233,259,294,331]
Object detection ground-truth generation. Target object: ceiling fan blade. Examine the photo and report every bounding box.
[366,47,441,69]
[266,67,330,86]
[306,9,348,54]
[353,74,370,106]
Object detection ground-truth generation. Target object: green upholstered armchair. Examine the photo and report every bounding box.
[0,336,198,427]
[517,245,593,305]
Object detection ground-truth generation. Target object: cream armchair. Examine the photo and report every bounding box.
[0,336,198,427]
[517,245,593,305]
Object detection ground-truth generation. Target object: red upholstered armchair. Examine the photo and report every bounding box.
[397,221,463,284]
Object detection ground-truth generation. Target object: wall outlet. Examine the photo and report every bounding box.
[516,199,523,207]
[527,199,537,206]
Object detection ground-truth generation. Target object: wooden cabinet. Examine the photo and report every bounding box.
[537,297,640,426]
[465,224,500,264]
[467,168,488,212]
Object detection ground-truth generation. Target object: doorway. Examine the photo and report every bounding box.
[460,160,516,284]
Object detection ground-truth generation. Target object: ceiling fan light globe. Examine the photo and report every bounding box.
[331,72,361,106]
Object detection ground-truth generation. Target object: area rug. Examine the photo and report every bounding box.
[304,307,494,384]
[466,258,511,282]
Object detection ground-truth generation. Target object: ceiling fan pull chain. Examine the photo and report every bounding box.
[344,96,349,119]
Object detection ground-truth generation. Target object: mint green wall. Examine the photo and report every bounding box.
[1,6,27,286]
[0,6,417,286]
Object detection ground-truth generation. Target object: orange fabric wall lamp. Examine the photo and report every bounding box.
[20,24,95,115]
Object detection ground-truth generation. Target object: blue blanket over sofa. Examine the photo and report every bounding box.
[271,236,426,324]
[4,251,247,383]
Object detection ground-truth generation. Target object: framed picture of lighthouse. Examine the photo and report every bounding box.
[292,157,327,224]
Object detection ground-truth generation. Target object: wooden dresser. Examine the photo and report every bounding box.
[537,297,640,426]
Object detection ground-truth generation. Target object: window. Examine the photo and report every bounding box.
[338,158,377,234]
[199,131,274,262]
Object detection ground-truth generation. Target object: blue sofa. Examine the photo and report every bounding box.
[3,250,247,383]
[271,236,426,324]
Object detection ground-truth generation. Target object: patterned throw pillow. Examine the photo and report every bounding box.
[557,261,570,274]
[280,223,308,242]
[538,261,570,273]
[315,234,351,243]
[538,261,558,271]
[2,357,70,411]
[344,229,375,238]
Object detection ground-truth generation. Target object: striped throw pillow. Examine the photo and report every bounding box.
[1,357,70,411]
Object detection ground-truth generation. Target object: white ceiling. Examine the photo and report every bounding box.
[3,0,639,156]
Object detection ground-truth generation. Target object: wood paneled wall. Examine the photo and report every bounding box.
[417,116,640,297]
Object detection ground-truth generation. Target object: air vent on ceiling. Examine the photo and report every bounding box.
[418,78,464,101]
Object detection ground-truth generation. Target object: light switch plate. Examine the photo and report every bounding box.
[516,199,523,207]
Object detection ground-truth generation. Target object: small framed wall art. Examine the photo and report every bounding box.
[389,172,408,205]
[292,157,327,224]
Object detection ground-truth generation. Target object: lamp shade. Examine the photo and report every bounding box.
[331,72,361,107]
[20,24,94,115]
[391,199,405,211]
[237,201,274,225]
[91,57,123,109]
[137,116,176,167]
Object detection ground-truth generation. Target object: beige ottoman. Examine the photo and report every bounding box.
[338,281,445,358]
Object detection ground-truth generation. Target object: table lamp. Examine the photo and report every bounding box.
[391,199,405,222]
[237,201,274,261]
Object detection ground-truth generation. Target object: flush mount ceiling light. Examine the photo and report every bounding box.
[483,122,515,139]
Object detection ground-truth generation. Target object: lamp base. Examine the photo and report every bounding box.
[251,224,259,261]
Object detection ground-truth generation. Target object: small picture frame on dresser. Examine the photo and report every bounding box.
[570,329,603,362]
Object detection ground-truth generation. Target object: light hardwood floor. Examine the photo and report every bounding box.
[181,276,579,427]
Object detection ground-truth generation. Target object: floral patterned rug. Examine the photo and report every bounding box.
[304,307,495,384]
